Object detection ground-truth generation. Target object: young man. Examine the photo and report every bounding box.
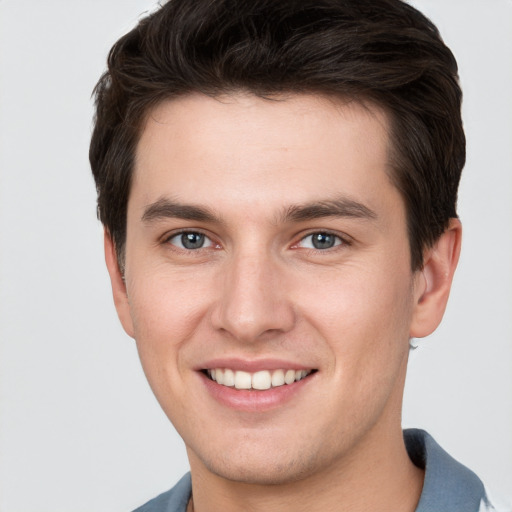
[89,1,502,510]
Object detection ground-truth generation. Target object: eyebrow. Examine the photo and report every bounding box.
[141,196,377,225]
[280,198,377,223]
[141,197,220,224]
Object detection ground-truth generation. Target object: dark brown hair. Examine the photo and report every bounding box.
[90,0,464,270]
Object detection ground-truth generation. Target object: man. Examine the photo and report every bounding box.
[89,0,502,510]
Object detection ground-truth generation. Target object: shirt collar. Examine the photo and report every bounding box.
[404,428,488,512]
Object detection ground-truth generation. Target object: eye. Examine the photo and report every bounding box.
[297,232,343,250]
[167,231,214,250]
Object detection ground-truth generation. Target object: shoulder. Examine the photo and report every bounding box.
[404,429,509,512]
[131,473,192,512]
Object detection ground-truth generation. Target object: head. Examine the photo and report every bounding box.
[90,0,464,488]
[90,0,464,274]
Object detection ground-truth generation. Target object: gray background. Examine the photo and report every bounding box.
[0,0,511,510]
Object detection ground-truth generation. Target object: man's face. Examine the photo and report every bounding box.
[117,93,424,484]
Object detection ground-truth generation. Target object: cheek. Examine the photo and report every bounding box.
[304,265,414,424]
[296,262,414,366]
[126,268,213,362]
[125,269,216,425]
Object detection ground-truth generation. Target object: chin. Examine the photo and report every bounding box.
[193,443,327,486]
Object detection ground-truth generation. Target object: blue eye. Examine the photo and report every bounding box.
[168,232,213,250]
[299,232,343,250]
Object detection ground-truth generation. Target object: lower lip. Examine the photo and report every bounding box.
[200,372,315,412]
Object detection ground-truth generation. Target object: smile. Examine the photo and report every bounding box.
[205,368,314,390]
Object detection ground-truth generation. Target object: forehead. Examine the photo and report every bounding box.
[132,92,398,219]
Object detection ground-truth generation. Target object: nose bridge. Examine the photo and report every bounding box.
[213,245,294,342]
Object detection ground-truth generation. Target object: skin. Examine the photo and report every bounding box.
[105,93,461,512]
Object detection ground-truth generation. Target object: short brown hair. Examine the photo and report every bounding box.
[90,0,465,270]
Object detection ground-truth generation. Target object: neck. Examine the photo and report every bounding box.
[187,423,424,512]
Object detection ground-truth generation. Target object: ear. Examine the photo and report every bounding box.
[104,229,135,338]
[410,218,462,338]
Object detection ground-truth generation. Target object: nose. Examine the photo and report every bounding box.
[211,250,295,343]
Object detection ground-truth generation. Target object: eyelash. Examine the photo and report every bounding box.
[294,231,349,251]
[164,230,217,251]
[163,230,350,253]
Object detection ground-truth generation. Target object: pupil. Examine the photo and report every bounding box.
[182,232,204,249]
[312,233,335,249]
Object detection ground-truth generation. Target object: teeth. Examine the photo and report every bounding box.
[252,370,271,390]
[271,369,285,387]
[285,369,296,385]
[207,368,312,390]
[224,369,235,387]
[234,371,252,390]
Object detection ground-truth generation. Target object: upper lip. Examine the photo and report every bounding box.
[196,358,315,372]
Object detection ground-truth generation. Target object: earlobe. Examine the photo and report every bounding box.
[410,218,462,338]
[104,230,135,338]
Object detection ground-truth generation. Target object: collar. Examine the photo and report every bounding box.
[404,428,488,512]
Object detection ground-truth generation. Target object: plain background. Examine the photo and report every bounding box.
[0,1,511,510]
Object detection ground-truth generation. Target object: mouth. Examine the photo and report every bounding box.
[203,368,316,390]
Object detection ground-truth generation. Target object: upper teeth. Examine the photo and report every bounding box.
[207,368,311,390]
